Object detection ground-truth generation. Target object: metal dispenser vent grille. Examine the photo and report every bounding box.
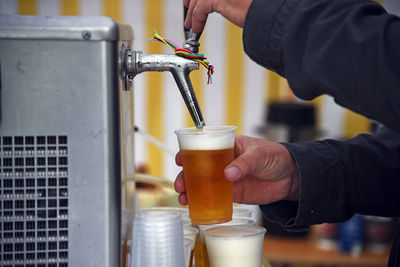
[0,136,69,267]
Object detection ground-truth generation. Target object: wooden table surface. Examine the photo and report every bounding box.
[263,234,390,266]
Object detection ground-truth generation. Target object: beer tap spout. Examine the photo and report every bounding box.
[126,50,205,128]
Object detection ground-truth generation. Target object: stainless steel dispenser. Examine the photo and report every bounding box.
[0,14,204,267]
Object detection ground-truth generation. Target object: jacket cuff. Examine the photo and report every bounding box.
[283,141,350,225]
[260,140,350,230]
[260,201,309,232]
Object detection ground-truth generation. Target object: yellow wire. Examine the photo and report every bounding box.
[153,31,175,50]
[152,30,213,80]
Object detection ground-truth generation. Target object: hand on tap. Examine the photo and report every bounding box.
[174,135,300,205]
[184,0,253,33]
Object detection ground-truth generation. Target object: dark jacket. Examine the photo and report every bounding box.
[242,0,400,265]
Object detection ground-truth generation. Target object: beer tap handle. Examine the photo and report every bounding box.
[183,4,202,54]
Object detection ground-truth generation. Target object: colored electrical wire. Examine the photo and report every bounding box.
[148,30,214,84]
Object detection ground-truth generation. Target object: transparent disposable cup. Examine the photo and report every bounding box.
[182,216,192,226]
[204,225,266,267]
[194,217,257,267]
[198,217,257,242]
[184,225,199,267]
[175,126,237,225]
[125,240,132,267]
[233,205,253,218]
[130,211,185,267]
[184,238,195,267]
[137,206,189,216]
[135,206,191,226]
[184,225,199,243]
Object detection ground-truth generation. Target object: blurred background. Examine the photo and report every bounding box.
[2,1,399,266]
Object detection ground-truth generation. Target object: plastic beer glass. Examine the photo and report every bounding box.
[204,225,266,267]
[195,217,257,267]
[175,126,237,225]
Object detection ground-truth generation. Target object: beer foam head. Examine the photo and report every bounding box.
[175,126,236,150]
[204,225,266,239]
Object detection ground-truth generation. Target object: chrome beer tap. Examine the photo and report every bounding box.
[119,45,205,128]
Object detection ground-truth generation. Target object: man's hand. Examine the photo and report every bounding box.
[174,135,300,205]
[184,0,253,33]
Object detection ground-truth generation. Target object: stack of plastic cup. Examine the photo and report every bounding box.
[137,206,189,215]
[130,211,185,267]
[137,206,191,226]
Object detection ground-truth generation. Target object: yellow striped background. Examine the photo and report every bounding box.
[17,0,36,14]
[225,22,244,134]
[145,0,164,177]
[61,0,79,15]
[103,0,121,21]
[9,0,374,180]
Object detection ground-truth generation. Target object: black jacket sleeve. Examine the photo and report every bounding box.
[260,126,400,229]
[243,0,400,132]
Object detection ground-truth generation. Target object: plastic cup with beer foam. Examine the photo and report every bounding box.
[195,217,257,267]
[204,225,266,267]
[175,126,237,225]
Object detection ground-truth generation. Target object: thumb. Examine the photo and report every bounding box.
[224,150,259,182]
[224,165,241,181]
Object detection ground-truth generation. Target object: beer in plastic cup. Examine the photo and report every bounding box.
[175,126,237,225]
[204,225,266,267]
[194,217,257,267]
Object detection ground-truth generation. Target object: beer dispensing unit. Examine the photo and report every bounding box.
[0,14,204,267]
